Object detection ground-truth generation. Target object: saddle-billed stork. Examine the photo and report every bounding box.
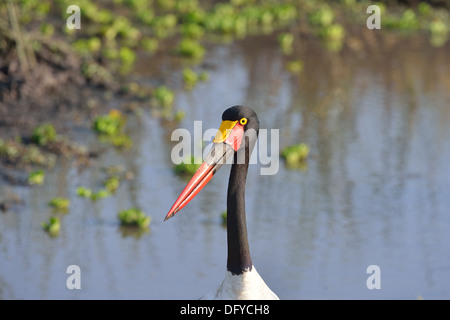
[165,105,279,300]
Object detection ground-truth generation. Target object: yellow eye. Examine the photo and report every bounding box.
[239,118,247,126]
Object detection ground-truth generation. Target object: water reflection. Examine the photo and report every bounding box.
[1,33,450,299]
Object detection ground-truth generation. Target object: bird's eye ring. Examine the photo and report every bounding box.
[239,118,247,126]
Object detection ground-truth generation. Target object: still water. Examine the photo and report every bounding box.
[1,33,450,299]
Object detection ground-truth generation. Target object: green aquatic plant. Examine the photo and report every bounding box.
[319,23,345,52]
[281,143,310,168]
[181,23,206,39]
[39,22,54,37]
[429,19,448,47]
[174,156,202,177]
[173,110,186,122]
[22,146,52,166]
[175,38,205,59]
[306,4,345,52]
[182,67,199,88]
[418,2,432,16]
[141,37,159,53]
[76,165,130,201]
[309,5,334,27]
[429,19,448,37]
[104,164,134,180]
[93,109,126,136]
[31,123,57,146]
[118,208,151,228]
[0,138,20,160]
[152,13,178,38]
[221,210,227,226]
[278,32,294,55]
[108,134,132,148]
[93,110,131,148]
[76,186,92,198]
[104,176,120,193]
[77,186,111,201]
[152,86,175,107]
[118,46,136,73]
[319,23,345,41]
[182,68,209,89]
[48,197,70,212]
[285,60,303,73]
[398,9,419,31]
[42,216,60,237]
[28,169,45,185]
[0,138,55,167]
[73,37,102,55]
[90,189,111,200]
[199,71,210,82]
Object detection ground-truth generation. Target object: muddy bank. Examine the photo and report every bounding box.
[0,32,117,136]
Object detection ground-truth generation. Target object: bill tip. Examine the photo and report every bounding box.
[164,212,174,221]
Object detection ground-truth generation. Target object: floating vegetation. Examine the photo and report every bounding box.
[182,68,210,89]
[429,19,448,47]
[141,37,159,53]
[0,139,20,160]
[278,32,294,55]
[107,134,133,148]
[30,124,89,159]
[281,143,310,169]
[0,138,56,168]
[76,186,93,199]
[309,5,335,28]
[319,23,345,52]
[181,22,206,39]
[76,165,132,201]
[307,4,346,52]
[93,110,126,136]
[104,176,120,193]
[221,210,227,226]
[174,156,202,177]
[48,197,70,212]
[104,164,135,180]
[173,110,186,122]
[182,67,199,88]
[285,60,303,73]
[174,38,206,59]
[151,86,175,108]
[77,185,109,201]
[42,216,61,237]
[28,169,45,185]
[118,208,151,229]
[151,85,177,119]
[31,123,57,147]
[118,46,137,74]
[90,189,111,201]
[93,110,132,148]
[0,130,87,174]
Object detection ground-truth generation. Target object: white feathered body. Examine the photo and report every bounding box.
[202,266,279,300]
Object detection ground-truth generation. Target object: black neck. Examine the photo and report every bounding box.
[226,146,252,275]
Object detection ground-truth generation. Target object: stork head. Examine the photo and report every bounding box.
[164,105,259,221]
